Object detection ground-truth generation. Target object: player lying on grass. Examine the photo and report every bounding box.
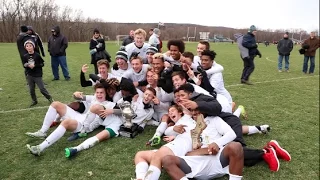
[64,87,156,158]
[173,74,270,135]
[133,105,196,180]
[26,83,121,156]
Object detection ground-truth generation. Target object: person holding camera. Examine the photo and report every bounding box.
[301,32,319,74]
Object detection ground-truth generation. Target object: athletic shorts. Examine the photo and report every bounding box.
[179,147,229,180]
[164,134,192,156]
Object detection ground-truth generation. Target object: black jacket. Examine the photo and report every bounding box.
[242,32,258,56]
[22,52,44,77]
[28,26,45,57]
[122,36,134,46]
[189,92,222,116]
[277,38,293,56]
[89,35,111,63]
[48,26,68,57]
[17,32,33,64]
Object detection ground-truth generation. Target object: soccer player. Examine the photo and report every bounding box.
[111,47,130,77]
[134,105,196,180]
[122,55,150,88]
[146,46,158,64]
[25,83,111,156]
[125,28,151,63]
[64,87,156,158]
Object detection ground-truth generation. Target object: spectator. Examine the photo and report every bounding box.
[277,32,293,72]
[17,25,33,75]
[148,28,161,51]
[27,26,45,57]
[48,26,70,81]
[122,30,134,46]
[301,32,319,74]
[90,28,111,74]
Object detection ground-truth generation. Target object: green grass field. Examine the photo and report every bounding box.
[0,42,319,180]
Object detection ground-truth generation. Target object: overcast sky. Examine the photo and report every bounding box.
[55,0,319,32]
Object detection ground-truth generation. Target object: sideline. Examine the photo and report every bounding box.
[0,75,318,114]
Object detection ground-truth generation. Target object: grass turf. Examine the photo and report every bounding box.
[0,42,318,180]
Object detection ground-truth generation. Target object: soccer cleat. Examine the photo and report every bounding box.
[263,147,280,172]
[278,70,282,72]
[48,98,54,103]
[260,125,271,134]
[67,133,82,141]
[25,130,47,138]
[238,105,248,120]
[146,135,161,146]
[267,140,291,161]
[65,148,78,158]
[26,144,41,156]
[29,101,38,107]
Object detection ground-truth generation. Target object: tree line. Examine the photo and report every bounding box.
[0,0,315,43]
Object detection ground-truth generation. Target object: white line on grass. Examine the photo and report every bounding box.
[265,57,276,62]
[0,75,318,114]
[226,75,319,87]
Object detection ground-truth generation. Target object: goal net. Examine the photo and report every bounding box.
[116,35,129,46]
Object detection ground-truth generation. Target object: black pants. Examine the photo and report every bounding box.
[219,112,264,166]
[26,75,51,102]
[93,62,98,74]
[241,56,255,81]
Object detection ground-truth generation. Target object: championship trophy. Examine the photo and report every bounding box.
[191,114,207,150]
[119,101,139,138]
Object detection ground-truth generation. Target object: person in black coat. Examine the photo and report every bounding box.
[89,28,111,74]
[122,30,134,46]
[17,25,34,75]
[241,25,260,85]
[277,32,293,72]
[27,26,45,57]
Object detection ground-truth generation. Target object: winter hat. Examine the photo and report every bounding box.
[24,40,35,48]
[146,46,158,54]
[115,47,128,61]
[285,32,289,35]
[20,25,28,33]
[93,28,100,34]
[248,25,257,33]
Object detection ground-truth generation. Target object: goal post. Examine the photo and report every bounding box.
[116,35,129,46]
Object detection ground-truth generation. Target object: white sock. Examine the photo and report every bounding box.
[229,174,242,180]
[40,106,57,133]
[81,111,97,133]
[75,136,99,152]
[247,126,260,135]
[39,125,66,151]
[180,177,188,180]
[154,122,168,137]
[135,162,149,179]
[233,108,241,118]
[144,165,161,180]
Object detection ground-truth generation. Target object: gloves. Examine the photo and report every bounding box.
[256,49,262,58]
[89,48,97,55]
[96,43,103,48]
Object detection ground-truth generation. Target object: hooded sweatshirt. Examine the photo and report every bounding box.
[48,26,68,57]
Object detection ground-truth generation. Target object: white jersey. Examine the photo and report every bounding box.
[200,116,236,149]
[164,115,196,156]
[125,42,151,63]
[207,67,233,104]
[111,67,130,78]
[178,116,236,180]
[123,64,150,83]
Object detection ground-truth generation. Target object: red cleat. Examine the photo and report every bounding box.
[263,147,280,172]
[268,140,291,161]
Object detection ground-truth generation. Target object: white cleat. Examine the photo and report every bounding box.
[260,125,271,134]
[25,130,47,138]
[26,144,41,156]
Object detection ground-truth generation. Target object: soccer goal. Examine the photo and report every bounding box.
[116,35,129,46]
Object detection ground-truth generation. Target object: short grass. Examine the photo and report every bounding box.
[0,41,319,180]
